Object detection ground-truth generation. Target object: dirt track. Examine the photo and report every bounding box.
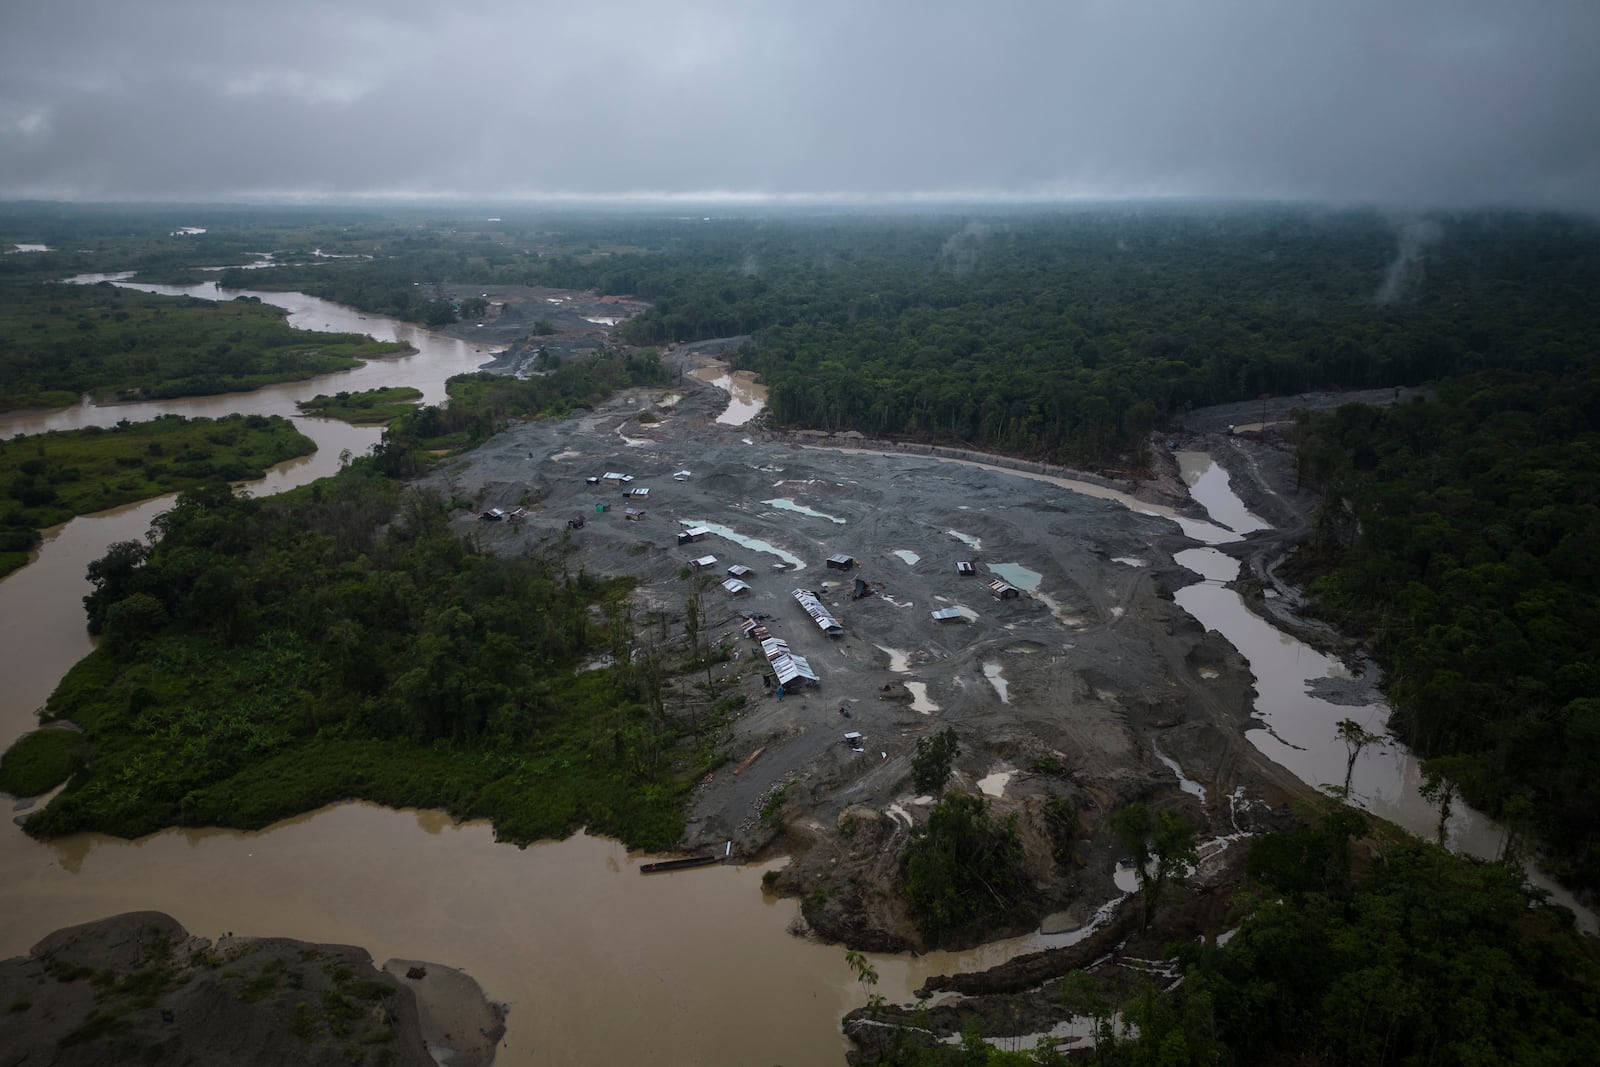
[423,355,1309,950]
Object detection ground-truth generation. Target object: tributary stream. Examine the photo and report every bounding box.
[0,284,1589,1067]
[1172,453,1593,928]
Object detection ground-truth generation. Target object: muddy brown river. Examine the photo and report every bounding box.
[2,281,1589,1065]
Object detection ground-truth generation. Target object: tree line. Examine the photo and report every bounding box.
[204,207,1599,467]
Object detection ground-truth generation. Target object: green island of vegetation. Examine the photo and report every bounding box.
[0,281,409,413]
[4,348,681,847]
[296,386,423,424]
[14,469,695,849]
[0,413,315,580]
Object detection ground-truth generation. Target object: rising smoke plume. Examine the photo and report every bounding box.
[1375,219,1443,304]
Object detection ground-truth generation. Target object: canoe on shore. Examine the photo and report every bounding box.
[638,855,718,874]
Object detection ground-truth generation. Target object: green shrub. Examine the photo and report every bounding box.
[899,792,1026,945]
[0,728,77,796]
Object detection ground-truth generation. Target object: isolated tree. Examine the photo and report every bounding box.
[1110,803,1199,929]
[1058,971,1120,1053]
[683,588,703,664]
[911,727,960,795]
[843,950,884,1018]
[1498,792,1536,869]
[1419,755,1473,846]
[1335,718,1386,797]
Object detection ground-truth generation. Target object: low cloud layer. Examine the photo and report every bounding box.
[3,0,1597,208]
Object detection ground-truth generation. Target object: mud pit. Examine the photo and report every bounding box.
[424,360,1306,952]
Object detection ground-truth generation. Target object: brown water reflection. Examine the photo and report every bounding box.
[1,804,863,1064]
[688,359,767,425]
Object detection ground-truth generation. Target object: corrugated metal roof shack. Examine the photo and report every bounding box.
[761,636,819,686]
[792,588,844,636]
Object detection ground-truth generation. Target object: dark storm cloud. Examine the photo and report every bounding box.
[1,0,1597,208]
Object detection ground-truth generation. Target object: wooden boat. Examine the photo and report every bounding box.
[638,855,717,874]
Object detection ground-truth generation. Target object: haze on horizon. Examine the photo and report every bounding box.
[2,0,1597,212]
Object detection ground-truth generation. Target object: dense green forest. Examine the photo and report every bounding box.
[0,280,408,411]
[1293,371,1600,889]
[860,811,1600,1066]
[15,468,694,848]
[163,207,1600,467]
[0,413,314,579]
[637,212,1596,464]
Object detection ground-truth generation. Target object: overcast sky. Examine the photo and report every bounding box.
[2,0,1597,209]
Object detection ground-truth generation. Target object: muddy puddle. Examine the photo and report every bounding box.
[1175,452,1271,535]
[765,497,848,524]
[1152,740,1207,802]
[977,769,1015,797]
[982,662,1011,703]
[905,682,941,713]
[677,519,806,570]
[877,646,912,673]
[988,562,1042,591]
[687,360,766,425]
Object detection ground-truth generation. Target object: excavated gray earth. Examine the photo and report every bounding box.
[422,358,1311,952]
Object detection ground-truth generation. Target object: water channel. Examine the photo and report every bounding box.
[1172,453,1592,928]
[1,282,1589,1065]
